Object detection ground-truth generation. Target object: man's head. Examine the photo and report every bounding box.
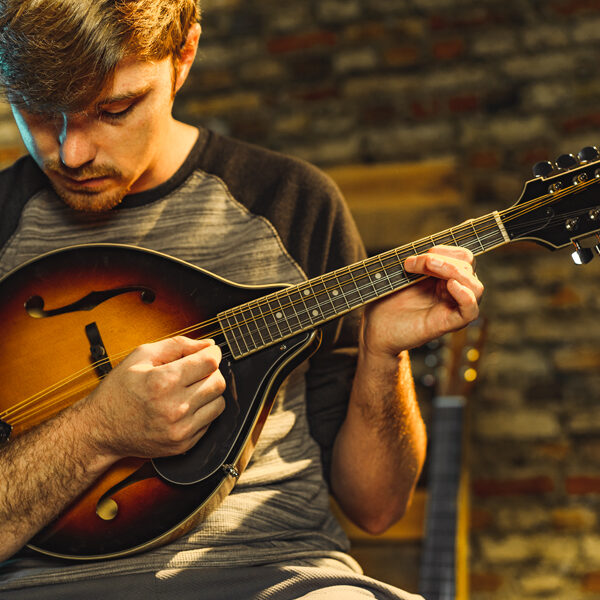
[0,0,200,112]
[0,0,201,211]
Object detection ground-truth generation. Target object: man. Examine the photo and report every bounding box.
[0,1,482,598]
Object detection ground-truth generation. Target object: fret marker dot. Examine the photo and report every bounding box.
[303,289,310,296]
[312,309,319,317]
[276,312,283,319]
[332,290,339,296]
[375,272,382,279]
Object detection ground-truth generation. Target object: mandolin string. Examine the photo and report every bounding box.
[4,320,223,425]
[2,197,589,426]
[4,180,596,425]
[0,199,572,424]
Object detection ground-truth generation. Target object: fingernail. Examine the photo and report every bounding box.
[405,257,416,269]
[430,257,443,267]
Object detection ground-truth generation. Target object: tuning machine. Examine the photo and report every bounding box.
[578,146,599,163]
[556,153,579,170]
[571,238,600,265]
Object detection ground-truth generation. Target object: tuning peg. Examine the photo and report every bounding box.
[556,153,579,170]
[578,146,599,163]
[532,161,554,178]
[571,241,594,265]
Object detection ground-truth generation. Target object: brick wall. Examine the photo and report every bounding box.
[2,0,600,597]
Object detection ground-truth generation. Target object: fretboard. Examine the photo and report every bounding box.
[419,395,465,600]
[220,211,508,359]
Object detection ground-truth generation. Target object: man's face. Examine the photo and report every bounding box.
[11,56,177,212]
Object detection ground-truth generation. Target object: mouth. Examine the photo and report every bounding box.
[57,173,113,191]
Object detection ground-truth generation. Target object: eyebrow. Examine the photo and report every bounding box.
[95,85,153,107]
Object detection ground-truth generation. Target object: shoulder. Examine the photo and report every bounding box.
[194,130,365,278]
[0,154,47,248]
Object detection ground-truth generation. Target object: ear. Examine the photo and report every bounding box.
[174,22,201,93]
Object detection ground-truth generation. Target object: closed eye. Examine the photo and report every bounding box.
[100,103,135,122]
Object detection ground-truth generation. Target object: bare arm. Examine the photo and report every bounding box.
[331,246,483,533]
[0,336,225,561]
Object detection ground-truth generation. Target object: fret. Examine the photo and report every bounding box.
[477,214,506,250]
[350,263,378,301]
[219,311,244,357]
[346,266,366,303]
[374,256,395,293]
[247,300,270,346]
[321,276,348,314]
[468,220,485,253]
[237,300,268,351]
[448,226,459,246]
[386,250,409,287]
[310,278,336,319]
[331,271,352,310]
[230,308,252,355]
[431,230,456,247]
[336,266,363,307]
[287,288,313,329]
[366,258,393,296]
[276,290,302,332]
[265,295,291,339]
[298,282,325,325]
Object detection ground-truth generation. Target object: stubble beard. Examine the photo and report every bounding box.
[44,160,131,212]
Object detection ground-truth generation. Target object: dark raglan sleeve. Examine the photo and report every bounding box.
[0,155,47,252]
[194,129,367,485]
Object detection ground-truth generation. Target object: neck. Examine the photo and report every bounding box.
[219,211,510,360]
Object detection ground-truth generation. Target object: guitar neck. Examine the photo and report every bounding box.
[220,210,508,359]
[418,395,467,600]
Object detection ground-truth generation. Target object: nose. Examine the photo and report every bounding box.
[58,112,97,169]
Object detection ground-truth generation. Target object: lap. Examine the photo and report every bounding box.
[1,565,424,600]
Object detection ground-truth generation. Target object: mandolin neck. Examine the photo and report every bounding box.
[220,211,509,359]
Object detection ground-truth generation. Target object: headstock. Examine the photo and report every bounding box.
[503,146,600,264]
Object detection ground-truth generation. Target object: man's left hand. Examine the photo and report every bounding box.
[360,245,483,359]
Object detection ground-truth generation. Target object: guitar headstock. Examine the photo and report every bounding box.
[504,146,600,262]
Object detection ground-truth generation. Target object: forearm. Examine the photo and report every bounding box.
[331,349,426,534]
[0,399,115,561]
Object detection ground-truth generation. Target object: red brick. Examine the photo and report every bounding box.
[566,476,600,494]
[470,508,494,531]
[267,31,337,54]
[549,285,583,307]
[468,149,503,169]
[411,99,442,119]
[582,572,600,592]
[344,22,387,43]
[518,147,554,169]
[561,111,600,134]
[429,9,506,31]
[292,87,339,102]
[433,38,466,60]
[551,0,600,16]
[472,476,555,497]
[384,45,421,67]
[360,105,397,125]
[448,93,479,113]
[470,572,503,592]
[534,441,571,461]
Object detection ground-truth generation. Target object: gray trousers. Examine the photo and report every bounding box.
[1,565,424,600]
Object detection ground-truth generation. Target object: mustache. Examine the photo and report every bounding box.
[44,160,122,180]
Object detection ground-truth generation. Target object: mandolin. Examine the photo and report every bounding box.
[2,148,600,560]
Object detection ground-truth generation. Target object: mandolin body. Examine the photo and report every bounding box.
[0,244,318,560]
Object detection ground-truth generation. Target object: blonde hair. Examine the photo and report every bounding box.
[0,0,200,111]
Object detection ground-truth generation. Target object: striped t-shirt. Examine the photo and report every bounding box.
[0,127,367,590]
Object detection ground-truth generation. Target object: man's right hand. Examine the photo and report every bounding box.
[86,336,226,462]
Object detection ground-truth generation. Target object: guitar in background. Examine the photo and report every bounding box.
[419,319,487,600]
